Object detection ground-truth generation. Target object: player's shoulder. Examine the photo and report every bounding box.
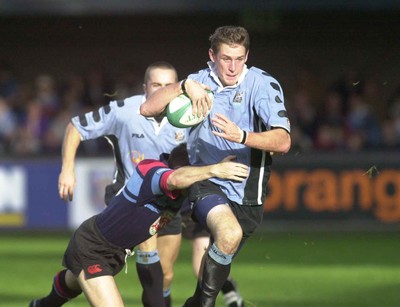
[248,67,283,93]
[249,67,279,82]
[107,94,143,118]
[109,94,143,109]
[188,67,210,82]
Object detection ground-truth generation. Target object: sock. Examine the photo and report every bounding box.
[136,250,165,307]
[39,270,82,307]
[221,278,236,294]
[163,288,171,307]
[185,243,233,307]
[201,244,233,306]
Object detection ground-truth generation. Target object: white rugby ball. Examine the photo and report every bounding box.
[166,91,213,128]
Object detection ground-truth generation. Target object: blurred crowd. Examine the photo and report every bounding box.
[1,60,400,158]
[287,66,400,153]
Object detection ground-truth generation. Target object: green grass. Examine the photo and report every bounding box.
[0,230,399,306]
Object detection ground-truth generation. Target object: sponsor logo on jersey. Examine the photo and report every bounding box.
[87,264,103,274]
[131,133,145,138]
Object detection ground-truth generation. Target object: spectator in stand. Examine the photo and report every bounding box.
[82,63,113,109]
[381,119,399,149]
[0,61,19,105]
[33,74,61,119]
[12,100,49,155]
[287,88,317,152]
[114,63,144,100]
[330,67,361,115]
[0,96,18,154]
[11,74,60,156]
[314,90,347,151]
[345,92,382,151]
[382,87,400,149]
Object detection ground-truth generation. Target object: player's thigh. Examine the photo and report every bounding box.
[77,270,124,307]
[158,233,182,268]
[207,204,241,237]
[137,234,158,252]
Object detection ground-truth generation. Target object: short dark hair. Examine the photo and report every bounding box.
[209,26,250,54]
[143,61,178,84]
[168,143,189,169]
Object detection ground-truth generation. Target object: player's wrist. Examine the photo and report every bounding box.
[180,79,187,95]
[240,130,248,144]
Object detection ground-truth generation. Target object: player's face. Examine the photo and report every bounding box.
[209,43,248,87]
[144,68,178,97]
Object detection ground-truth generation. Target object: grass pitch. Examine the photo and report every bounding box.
[0,230,399,307]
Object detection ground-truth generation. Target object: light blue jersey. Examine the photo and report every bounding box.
[187,64,290,205]
[71,95,186,202]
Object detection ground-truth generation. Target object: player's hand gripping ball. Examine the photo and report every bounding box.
[166,91,213,128]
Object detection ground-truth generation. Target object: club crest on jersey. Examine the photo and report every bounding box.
[175,130,185,142]
[149,211,175,235]
[233,91,244,103]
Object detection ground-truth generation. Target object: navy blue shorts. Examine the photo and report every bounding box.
[188,180,264,241]
[63,216,127,279]
[158,211,182,236]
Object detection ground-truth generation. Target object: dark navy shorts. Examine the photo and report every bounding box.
[158,211,182,236]
[180,197,209,240]
[188,180,264,241]
[63,216,127,280]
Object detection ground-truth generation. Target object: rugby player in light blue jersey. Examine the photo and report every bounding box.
[58,62,185,307]
[141,26,291,307]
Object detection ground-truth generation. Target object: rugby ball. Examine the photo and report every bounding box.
[166,91,213,128]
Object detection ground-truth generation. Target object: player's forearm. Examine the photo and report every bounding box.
[61,122,81,171]
[167,165,216,190]
[140,81,183,116]
[245,128,291,154]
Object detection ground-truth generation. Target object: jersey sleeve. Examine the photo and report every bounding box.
[254,71,291,133]
[71,99,128,140]
[159,170,180,200]
[139,160,181,200]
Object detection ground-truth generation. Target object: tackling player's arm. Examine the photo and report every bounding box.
[140,79,211,117]
[58,122,82,201]
[166,156,248,191]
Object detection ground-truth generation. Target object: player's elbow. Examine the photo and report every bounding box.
[275,131,291,154]
[166,175,182,191]
[139,103,154,117]
[280,134,291,153]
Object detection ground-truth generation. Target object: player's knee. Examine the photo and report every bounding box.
[218,227,242,254]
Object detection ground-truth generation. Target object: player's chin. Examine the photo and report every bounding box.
[222,74,237,85]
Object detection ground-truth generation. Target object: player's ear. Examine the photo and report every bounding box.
[143,83,147,96]
[244,51,249,63]
[209,48,216,62]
